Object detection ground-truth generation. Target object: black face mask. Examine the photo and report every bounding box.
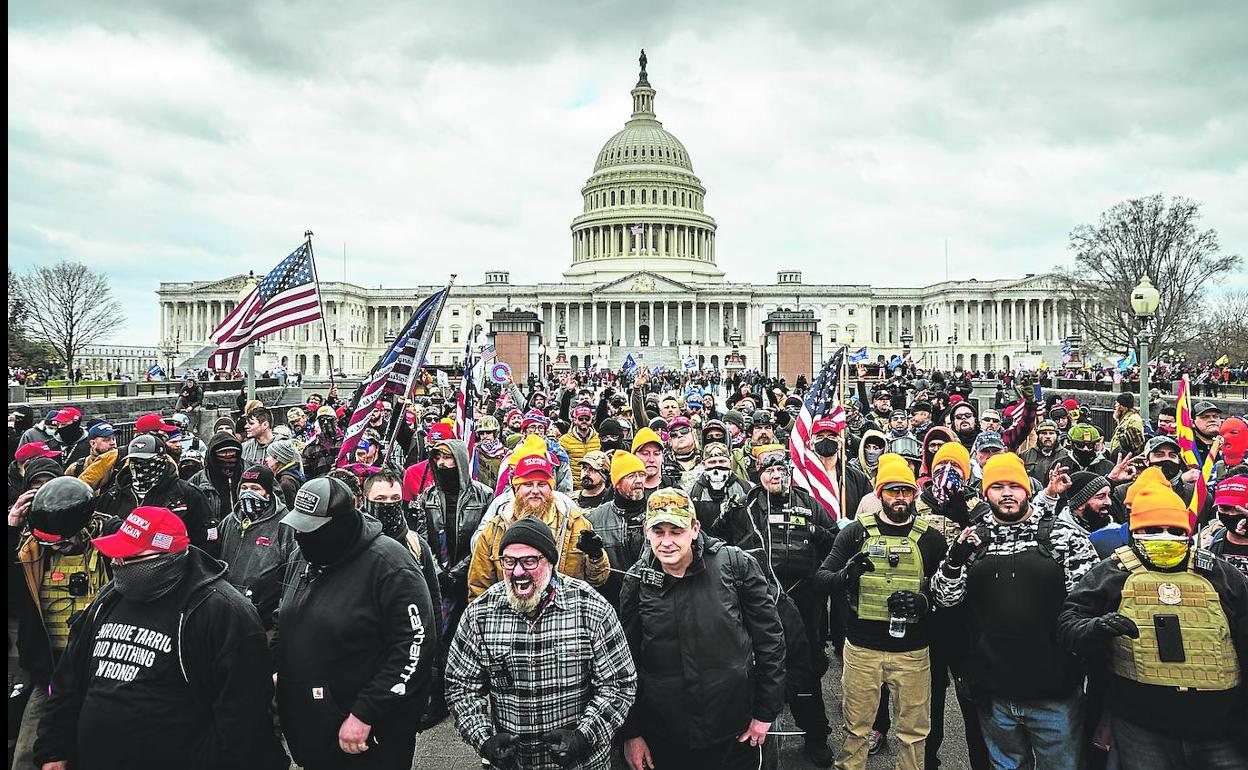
[178,462,202,481]
[365,500,408,540]
[238,490,269,521]
[1153,460,1184,480]
[435,465,461,494]
[1072,447,1097,466]
[1218,512,1247,538]
[296,512,362,566]
[814,438,839,458]
[112,551,188,602]
[600,437,624,452]
[216,455,240,478]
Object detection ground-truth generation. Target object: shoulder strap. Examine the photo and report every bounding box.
[910,516,930,535]
[859,513,879,536]
[1036,510,1058,561]
[1111,545,1146,574]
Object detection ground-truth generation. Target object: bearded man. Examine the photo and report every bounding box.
[447,517,637,770]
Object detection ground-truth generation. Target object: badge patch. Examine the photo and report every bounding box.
[868,544,887,558]
[1157,583,1183,605]
[311,687,324,699]
[890,545,913,554]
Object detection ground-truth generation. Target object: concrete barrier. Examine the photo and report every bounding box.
[8,385,305,425]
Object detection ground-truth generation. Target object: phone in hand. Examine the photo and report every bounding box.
[1033,383,1043,402]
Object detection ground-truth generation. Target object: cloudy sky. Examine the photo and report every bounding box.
[9,0,1246,345]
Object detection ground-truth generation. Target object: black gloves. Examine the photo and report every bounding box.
[481,732,519,769]
[839,552,875,587]
[946,526,989,570]
[541,728,591,768]
[887,590,930,619]
[812,569,839,595]
[1092,613,1140,640]
[577,530,605,560]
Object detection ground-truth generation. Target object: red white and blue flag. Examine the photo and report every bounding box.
[790,347,847,519]
[456,328,478,450]
[209,241,322,370]
[336,288,448,467]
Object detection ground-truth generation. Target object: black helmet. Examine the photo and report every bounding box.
[29,476,95,544]
[751,409,774,427]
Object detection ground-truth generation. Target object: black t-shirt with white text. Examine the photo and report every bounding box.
[1215,537,1248,580]
[77,588,198,770]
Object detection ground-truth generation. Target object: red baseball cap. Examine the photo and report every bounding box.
[427,422,455,441]
[1216,476,1248,508]
[948,394,964,404]
[512,454,554,485]
[811,416,844,435]
[92,506,190,559]
[1063,399,1079,411]
[135,413,179,434]
[54,407,82,425]
[15,442,61,462]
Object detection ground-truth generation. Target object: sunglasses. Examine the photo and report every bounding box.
[1073,442,1096,451]
[670,427,693,437]
[881,487,916,499]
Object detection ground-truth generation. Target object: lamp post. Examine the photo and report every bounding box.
[1131,275,1161,427]
[947,331,959,370]
[237,272,258,400]
[900,328,913,361]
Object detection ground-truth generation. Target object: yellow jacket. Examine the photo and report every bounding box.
[559,430,601,490]
[68,449,118,491]
[467,494,610,599]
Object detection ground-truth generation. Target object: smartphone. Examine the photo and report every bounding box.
[1033,384,1043,403]
[1154,614,1186,663]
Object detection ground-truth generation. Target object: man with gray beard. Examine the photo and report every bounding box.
[446,517,637,770]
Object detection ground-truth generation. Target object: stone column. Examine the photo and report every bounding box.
[677,302,685,344]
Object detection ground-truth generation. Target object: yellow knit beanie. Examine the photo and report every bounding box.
[981,452,1029,493]
[931,442,971,479]
[874,453,917,496]
[610,451,647,487]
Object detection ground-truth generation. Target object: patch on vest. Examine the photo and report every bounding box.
[1157,582,1183,605]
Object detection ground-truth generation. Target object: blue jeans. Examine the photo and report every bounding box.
[1112,713,1247,770]
[978,693,1082,770]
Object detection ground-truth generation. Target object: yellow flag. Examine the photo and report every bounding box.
[1215,354,1229,366]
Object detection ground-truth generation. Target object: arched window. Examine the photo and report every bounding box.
[652,188,657,202]
[641,189,647,203]
[662,190,668,205]
[631,189,636,204]
[610,191,616,205]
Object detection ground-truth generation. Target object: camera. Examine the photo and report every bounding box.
[67,572,89,597]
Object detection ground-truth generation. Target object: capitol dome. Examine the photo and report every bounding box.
[564,51,723,284]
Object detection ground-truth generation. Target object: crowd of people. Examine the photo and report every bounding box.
[6,361,1247,770]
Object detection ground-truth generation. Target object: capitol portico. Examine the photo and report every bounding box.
[158,52,1100,380]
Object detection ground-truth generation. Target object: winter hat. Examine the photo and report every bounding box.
[1125,467,1172,507]
[598,418,625,437]
[722,410,746,429]
[499,516,559,566]
[512,454,554,486]
[1214,475,1248,508]
[610,451,647,486]
[1115,392,1135,409]
[631,427,664,454]
[508,434,549,466]
[981,453,1029,493]
[266,440,300,467]
[1066,472,1109,512]
[972,431,1006,453]
[240,464,276,495]
[1129,485,1192,534]
[931,442,971,479]
[1219,417,1247,466]
[213,416,237,433]
[874,453,917,496]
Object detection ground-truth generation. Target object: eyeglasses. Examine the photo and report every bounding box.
[670,427,692,437]
[881,487,916,499]
[500,555,543,570]
[1073,442,1096,452]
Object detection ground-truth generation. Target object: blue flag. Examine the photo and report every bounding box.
[146,364,165,378]
[623,354,638,375]
[849,346,868,364]
[683,356,698,372]
[886,354,904,372]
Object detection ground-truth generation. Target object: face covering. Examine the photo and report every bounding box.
[216,454,240,478]
[1072,446,1097,467]
[365,500,408,540]
[600,437,624,452]
[130,457,166,500]
[296,512,363,566]
[435,465,461,494]
[1153,460,1184,480]
[238,490,269,522]
[865,447,884,468]
[1217,511,1246,538]
[1134,532,1189,568]
[178,462,202,481]
[704,467,732,491]
[814,438,839,458]
[930,464,965,504]
[112,551,188,602]
[911,420,930,434]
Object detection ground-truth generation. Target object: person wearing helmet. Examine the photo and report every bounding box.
[733,409,776,484]
[178,446,206,481]
[8,477,112,769]
[471,415,507,491]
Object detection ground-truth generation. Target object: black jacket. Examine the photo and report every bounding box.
[99,460,217,558]
[620,535,786,748]
[189,433,244,521]
[743,484,838,587]
[274,516,436,765]
[33,547,288,770]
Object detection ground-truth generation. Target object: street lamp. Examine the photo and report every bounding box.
[900,328,913,359]
[947,331,959,370]
[1131,275,1161,426]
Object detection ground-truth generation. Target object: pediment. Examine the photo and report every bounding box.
[592,271,695,295]
[196,274,252,293]
[1005,273,1061,292]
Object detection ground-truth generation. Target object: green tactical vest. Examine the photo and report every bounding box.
[39,549,105,653]
[854,513,929,622]
[1109,546,1240,691]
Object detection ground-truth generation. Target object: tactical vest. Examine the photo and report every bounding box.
[915,494,982,545]
[1109,546,1240,691]
[765,498,818,582]
[854,513,929,622]
[39,549,105,653]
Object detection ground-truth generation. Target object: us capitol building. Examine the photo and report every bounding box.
[158,52,1095,379]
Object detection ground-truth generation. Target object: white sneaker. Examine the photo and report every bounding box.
[868,730,886,755]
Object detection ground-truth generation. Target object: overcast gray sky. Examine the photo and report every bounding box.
[9,0,1246,345]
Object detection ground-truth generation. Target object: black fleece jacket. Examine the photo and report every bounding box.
[33,547,288,770]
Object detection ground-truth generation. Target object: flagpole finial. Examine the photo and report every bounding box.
[304,230,313,239]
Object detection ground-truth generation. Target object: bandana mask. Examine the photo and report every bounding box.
[864,447,884,467]
[112,551,188,603]
[704,467,732,491]
[365,500,408,540]
[931,464,965,504]
[238,490,268,522]
[1134,532,1189,569]
[130,458,166,500]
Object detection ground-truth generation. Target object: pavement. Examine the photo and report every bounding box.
[411,651,973,769]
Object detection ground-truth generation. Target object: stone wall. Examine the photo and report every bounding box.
[9,386,305,426]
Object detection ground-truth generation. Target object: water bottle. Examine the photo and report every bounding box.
[888,615,907,638]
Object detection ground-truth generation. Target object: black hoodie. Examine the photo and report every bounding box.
[274,516,436,765]
[33,547,289,770]
[100,458,215,558]
[190,432,244,521]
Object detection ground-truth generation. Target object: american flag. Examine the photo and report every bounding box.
[790,346,847,519]
[455,328,478,448]
[336,288,447,467]
[209,241,321,370]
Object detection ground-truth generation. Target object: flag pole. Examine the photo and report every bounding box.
[838,344,848,515]
[304,230,336,396]
[383,275,455,466]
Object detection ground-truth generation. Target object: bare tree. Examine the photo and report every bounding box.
[1189,290,1248,364]
[1056,194,1241,355]
[13,261,126,375]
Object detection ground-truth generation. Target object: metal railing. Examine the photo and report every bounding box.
[20,378,283,401]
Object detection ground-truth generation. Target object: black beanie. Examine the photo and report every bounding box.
[1116,392,1135,408]
[1067,471,1109,512]
[599,418,624,436]
[499,516,559,566]
[240,463,275,495]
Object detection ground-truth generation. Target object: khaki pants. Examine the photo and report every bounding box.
[838,640,931,770]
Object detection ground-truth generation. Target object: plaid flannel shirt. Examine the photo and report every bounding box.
[446,575,637,770]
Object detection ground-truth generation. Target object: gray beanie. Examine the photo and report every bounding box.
[1066,471,1109,512]
[266,439,300,466]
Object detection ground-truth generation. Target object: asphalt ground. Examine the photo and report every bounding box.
[411,650,974,770]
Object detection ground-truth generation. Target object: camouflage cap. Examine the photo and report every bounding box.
[646,487,694,529]
[1068,423,1101,443]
